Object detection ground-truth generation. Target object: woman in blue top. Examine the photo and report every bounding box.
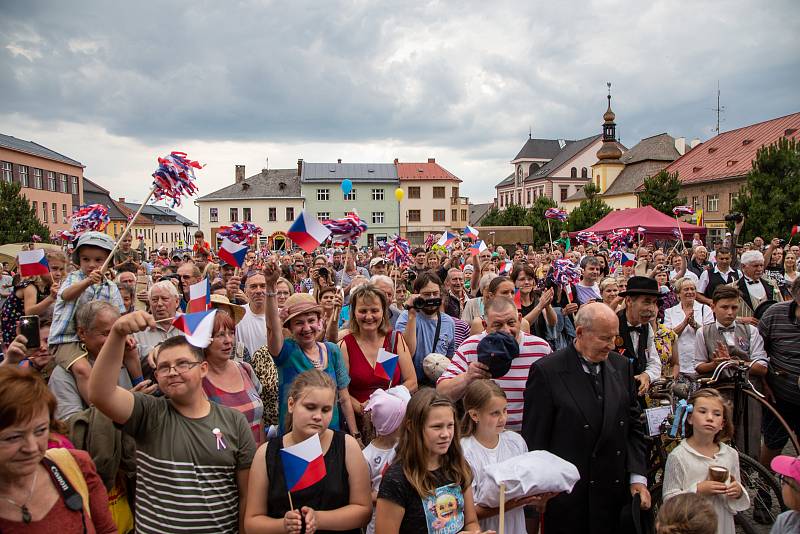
[263,261,360,437]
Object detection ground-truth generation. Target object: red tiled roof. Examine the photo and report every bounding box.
[665,111,800,186]
[396,160,462,182]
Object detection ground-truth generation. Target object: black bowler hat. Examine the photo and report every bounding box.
[619,276,660,297]
[477,332,519,378]
[618,493,654,534]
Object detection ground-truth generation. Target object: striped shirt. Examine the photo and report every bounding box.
[50,270,125,345]
[122,393,256,533]
[759,300,800,404]
[437,332,552,431]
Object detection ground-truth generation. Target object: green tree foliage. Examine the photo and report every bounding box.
[731,137,800,241]
[0,181,51,244]
[526,196,561,246]
[568,183,613,231]
[638,169,687,215]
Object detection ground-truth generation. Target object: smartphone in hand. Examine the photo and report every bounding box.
[19,315,40,349]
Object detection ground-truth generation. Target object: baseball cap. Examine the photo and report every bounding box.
[477,332,519,378]
[72,232,115,264]
[771,455,800,484]
[369,257,386,268]
[423,353,450,381]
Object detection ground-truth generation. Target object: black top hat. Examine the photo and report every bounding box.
[477,332,519,378]
[619,276,660,297]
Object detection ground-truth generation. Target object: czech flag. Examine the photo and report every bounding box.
[513,288,522,310]
[17,249,49,277]
[621,252,636,267]
[218,238,248,268]
[172,309,217,348]
[499,259,513,276]
[791,225,799,236]
[187,279,211,313]
[280,433,327,493]
[469,240,488,256]
[288,210,332,253]
[463,226,479,240]
[436,231,459,247]
[375,348,399,384]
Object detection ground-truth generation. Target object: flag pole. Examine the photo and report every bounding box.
[287,491,295,515]
[498,482,506,534]
[547,219,554,251]
[674,214,686,252]
[100,186,157,273]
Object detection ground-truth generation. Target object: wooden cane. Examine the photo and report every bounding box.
[498,482,506,534]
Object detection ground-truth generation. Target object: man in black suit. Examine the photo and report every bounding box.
[522,302,650,534]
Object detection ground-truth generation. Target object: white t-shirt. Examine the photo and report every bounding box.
[461,432,528,534]
[438,332,552,431]
[235,304,266,356]
[663,302,715,375]
[363,442,397,534]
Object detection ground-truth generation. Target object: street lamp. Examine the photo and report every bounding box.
[182,221,192,250]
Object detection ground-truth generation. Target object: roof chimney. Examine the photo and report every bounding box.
[297,158,303,177]
[337,158,342,164]
[118,197,125,203]
[428,158,435,163]
[690,138,701,149]
[674,137,686,156]
[235,165,245,184]
[393,158,399,164]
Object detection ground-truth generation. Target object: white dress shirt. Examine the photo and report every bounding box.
[743,276,767,301]
[693,321,768,371]
[697,266,741,294]
[663,302,715,375]
[627,323,662,382]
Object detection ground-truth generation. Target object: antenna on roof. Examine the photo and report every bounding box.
[712,81,726,136]
[529,125,532,139]
[264,157,269,173]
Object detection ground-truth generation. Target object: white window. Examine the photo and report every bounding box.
[243,207,251,221]
[371,188,384,201]
[317,212,330,220]
[286,207,295,221]
[317,189,330,201]
[1,162,11,182]
[71,176,78,194]
[42,202,48,223]
[707,194,719,212]
[209,207,218,222]
[230,208,238,222]
[62,204,67,221]
[34,169,42,189]
[47,171,56,191]
[344,189,356,201]
[19,165,29,187]
[372,212,384,224]
[268,207,276,221]
[60,174,68,192]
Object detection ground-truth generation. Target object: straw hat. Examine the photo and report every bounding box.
[209,294,245,325]
[280,293,322,327]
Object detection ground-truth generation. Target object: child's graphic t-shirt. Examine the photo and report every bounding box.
[378,462,466,534]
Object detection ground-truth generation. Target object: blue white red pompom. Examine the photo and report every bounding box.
[151,152,203,208]
[386,235,411,265]
[218,222,263,244]
[322,212,368,244]
[544,208,568,221]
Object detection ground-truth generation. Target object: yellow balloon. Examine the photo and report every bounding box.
[395,187,404,201]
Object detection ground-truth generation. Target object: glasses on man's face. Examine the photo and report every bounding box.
[155,361,200,377]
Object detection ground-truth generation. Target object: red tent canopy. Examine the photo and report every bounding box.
[570,205,706,242]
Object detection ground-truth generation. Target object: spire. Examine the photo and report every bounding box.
[596,82,623,161]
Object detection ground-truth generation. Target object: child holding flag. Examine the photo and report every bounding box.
[244,369,371,534]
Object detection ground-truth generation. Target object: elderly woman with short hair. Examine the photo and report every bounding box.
[663,277,715,379]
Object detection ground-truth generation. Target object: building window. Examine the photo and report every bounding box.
[42,202,48,223]
[286,207,294,221]
[461,209,467,220]
[71,176,78,194]
[560,187,568,201]
[317,188,330,201]
[570,167,577,178]
[1,162,12,183]
[34,169,42,189]
[581,167,588,178]
[60,174,68,192]
[229,208,238,222]
[51,203,57,223]
[408,210,421,222]
[243,207,251,221]
[344,189,357,201]
[19,165,29,187]
[32,201,38,215]
[527,189,531,204]
[452,187,459,198]
[408,186,420,199]
[372,212,384,224]
[517,191,521,204]
[729,192,738,209]
[452,209,457,221]
[692,196,699,211]
[268,207,276,222]
[47,172,56,191]
[707,194,719,212]
[371,188,384,201]
[317,212,330,220]
[433,209,445,222]
[209,208,218,222]
[433,187,445,199]
[62,204,67,221]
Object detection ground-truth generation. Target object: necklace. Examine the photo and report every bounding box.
[0,468,38,524]
[303,343,324,369]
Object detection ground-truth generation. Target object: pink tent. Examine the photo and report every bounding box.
[570,205,706,242]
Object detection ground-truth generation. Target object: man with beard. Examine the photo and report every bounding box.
[134,281,183,375]
[735,250,781,324]
[395,272,455,385]
[235,271,268,355]
[616,276,662,400]
[522,303,649,534]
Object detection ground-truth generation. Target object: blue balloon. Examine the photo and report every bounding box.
[341,179,353,196]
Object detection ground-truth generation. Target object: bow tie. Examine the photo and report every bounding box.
[718,325,736,334]
[629,325,645,335]
[746,278,760,285]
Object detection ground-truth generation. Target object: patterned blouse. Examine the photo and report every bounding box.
[202,361,264,443]
[653,323,678,375]
[250,346,280,428]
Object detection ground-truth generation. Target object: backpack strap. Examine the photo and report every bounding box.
[44,448,92,520]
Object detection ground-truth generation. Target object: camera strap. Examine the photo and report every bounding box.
[41,457,88,534]
[431,312,442,355]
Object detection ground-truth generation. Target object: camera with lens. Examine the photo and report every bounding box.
[317,266,329,279]
[405,269,417,282]
[410,296,442,310]
[724,212,743,223]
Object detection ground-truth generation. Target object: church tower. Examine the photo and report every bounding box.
[591,83,626,193]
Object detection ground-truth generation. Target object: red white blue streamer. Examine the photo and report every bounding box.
[544,208,568,221]
[152,151,203,208]
[386,235,411,265]
[551,259,581,288]
[218,222,263,244]
[672,205,694,216]
[322,212,368,244]
[575,231,602,246]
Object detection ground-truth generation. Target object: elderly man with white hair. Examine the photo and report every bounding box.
[733,250,781,325]
[370,274,402,327]
[687,245,711,278]
[133,280,182,370]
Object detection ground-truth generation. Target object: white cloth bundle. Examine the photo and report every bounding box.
[477,450,580,507]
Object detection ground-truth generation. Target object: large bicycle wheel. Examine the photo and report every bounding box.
[735,452,786,529]
[647,483,662,534]
[715,384,800,455]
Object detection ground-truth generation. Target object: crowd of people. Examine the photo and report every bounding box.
[0,221,799,534]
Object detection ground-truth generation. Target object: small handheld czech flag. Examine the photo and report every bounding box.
[463,226,479,240]
[499,259,513,276]
[469,240,488,256]
[288,211,332,253]
[17,249,50,277]
[280,433,327,493]
[218,238,248,268]
[187,279,211,313]
[374,348,399,385]
[436,231,459,248]
[621,252,636,267]
[172,309,217,348]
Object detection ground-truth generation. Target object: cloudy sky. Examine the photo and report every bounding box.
[2,0,798,221]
